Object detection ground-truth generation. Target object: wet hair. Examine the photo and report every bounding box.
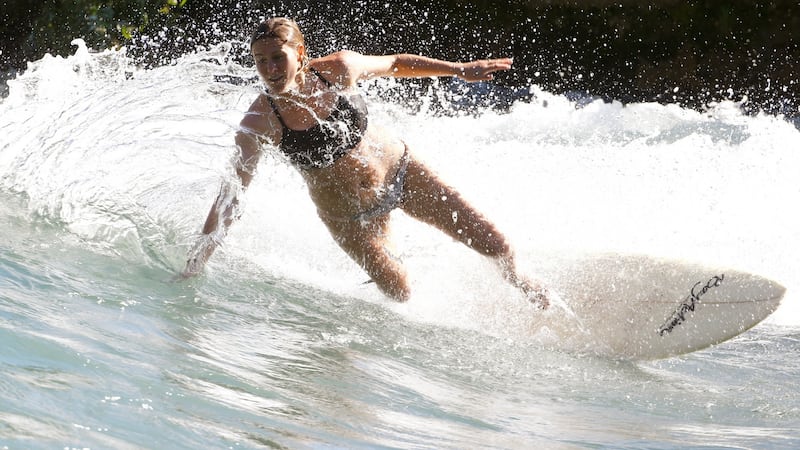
[250,17,305,49]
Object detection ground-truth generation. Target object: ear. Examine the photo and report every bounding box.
[296,44,306,63]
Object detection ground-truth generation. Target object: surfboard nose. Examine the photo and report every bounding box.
[737,272,786,305]
[770,280,787,302]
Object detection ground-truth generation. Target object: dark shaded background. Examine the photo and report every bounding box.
[2,0,798,116]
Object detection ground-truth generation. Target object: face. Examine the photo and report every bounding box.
[252,38,305,93]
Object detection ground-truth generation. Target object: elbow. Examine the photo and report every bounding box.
[234,156,257,189]
[389,55,403,74]
[390,54,413,76]
[233,132,262,189]
[236,167,254,188]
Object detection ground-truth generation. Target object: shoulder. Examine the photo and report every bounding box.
[310,50,381,87]
[239,92,280,143]
[311,50,362,72]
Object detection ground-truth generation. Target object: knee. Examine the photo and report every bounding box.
[371,271,411,302]
[373,270,411,303]
[385,283,411,302]
[362,253,411,302]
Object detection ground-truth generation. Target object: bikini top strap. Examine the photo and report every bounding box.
[265,95,288,128]
[310,67,334,88]
[265,68,333,128]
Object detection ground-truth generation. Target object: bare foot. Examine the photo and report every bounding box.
[496,255,550,309]
[514,278,550,310]
[524,283,550,310]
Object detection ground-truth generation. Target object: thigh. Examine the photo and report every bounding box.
[400,155,510,257]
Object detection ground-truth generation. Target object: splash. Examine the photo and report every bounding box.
[1,41,798,329]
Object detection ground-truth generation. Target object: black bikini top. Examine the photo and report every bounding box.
[267,68,368,170]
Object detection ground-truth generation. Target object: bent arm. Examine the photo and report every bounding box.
[181,129,262,277]
[200,130,260,233]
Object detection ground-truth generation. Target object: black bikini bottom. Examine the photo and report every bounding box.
[352,145,410,223]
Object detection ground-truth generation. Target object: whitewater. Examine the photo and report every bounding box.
[1,40,798,449]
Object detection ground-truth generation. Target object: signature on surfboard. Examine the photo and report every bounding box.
[658,274,725,336]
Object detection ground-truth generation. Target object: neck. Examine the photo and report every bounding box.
[273,70,322,102]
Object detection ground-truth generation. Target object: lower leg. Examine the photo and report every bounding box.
[361,250,411,302]
[400,155,549,307]
[321,216,412,302]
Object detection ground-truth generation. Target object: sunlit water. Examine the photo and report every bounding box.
[1,40,799,449]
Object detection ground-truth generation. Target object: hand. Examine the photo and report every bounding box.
[176,238,216,280]
[508,274,551,310]
[456,58,513,82]
[179,256,205,279]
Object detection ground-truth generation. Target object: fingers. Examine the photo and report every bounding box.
[462,58,513,81]
[481,58,513,73]
[488,58,513,71]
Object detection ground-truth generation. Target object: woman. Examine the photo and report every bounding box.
[182,17,549,308]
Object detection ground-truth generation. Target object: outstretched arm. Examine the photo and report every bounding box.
[354,52,512,82]
[385,54,513,82]
[313,51,513,86]
[180,129,261,277]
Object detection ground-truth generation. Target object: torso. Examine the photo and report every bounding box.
[300,125,406,218]
[247,64,407,219]
[267,68,368,170]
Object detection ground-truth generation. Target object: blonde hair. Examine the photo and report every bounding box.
[250,18,309,69]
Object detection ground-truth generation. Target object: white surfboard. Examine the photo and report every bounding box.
[530,253,785,360]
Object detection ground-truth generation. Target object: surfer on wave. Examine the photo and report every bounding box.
[182,17,550,309]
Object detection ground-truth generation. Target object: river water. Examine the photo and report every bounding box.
[1,40,798,449]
